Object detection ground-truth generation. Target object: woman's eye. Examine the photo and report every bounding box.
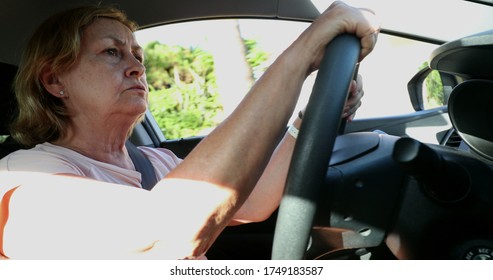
[134,54,144,63]
[106,48,120,57]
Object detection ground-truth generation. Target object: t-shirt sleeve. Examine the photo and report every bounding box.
[137,146,183,179]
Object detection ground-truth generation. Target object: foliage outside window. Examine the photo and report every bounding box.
[144,37,268,139]
[144,43,221,139]
[420,62,445,110]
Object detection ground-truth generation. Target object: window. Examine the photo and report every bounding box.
[136,19,440,139]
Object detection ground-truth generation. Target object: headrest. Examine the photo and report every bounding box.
[448,79,493,160]
[0,62,18,135]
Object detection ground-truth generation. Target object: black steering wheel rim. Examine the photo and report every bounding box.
[271,34,361,260]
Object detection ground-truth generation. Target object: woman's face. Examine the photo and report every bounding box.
[57,18,148,125]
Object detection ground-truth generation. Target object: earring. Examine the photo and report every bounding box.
[59,90,64,96]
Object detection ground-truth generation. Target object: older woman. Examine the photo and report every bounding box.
[0,2,379,259]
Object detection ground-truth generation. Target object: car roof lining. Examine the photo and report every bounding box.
[0,0,313,65]
[2,0,493,65]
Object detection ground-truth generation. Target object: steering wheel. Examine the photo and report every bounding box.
[272,34,361,259]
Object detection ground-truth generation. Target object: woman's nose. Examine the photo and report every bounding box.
[125,57,145,78]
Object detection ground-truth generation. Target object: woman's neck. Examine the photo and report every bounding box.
[52,123,135,170]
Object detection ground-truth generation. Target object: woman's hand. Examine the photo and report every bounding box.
[343,74,364,121]
[298,73,364,122]
[297,1,380,75]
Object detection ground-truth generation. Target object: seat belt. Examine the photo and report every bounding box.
[125,140,158,190]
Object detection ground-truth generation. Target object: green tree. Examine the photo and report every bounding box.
[143,31,269,139]
[144,42,223,139]
[244,38,269,80]
[420,62,444,109]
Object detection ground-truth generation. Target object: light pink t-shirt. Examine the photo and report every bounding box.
[0,142,182,188]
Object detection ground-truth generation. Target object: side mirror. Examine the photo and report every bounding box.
[407,66,456,111]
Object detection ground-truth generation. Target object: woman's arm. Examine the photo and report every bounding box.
[232,76,365,223]
[0,172,164,258]
[159,2,378,257]
[0,172,235,259]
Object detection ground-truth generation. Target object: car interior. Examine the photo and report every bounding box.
[1,0,493,260]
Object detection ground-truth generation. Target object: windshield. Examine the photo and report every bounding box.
[312,0,493,42]
[134,0,493,139]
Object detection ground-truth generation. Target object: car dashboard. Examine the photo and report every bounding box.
[306,29,493,259]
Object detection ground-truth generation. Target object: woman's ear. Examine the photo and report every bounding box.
[40,67,65,98]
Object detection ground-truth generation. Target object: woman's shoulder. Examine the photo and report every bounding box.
[1,142,76,161]
[0,142,84,174]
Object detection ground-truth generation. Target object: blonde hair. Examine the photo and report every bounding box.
[11,5,138,147]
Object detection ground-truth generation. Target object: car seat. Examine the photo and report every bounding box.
[0,62,23,159]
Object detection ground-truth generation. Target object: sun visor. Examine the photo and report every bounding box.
[448,80,493,160]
